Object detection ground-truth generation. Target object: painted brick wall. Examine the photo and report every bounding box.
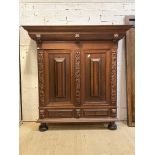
[20,0,135,121]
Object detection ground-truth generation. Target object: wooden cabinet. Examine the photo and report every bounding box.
[23,25,131,131]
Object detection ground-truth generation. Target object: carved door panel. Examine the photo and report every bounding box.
[44,50,74,106]
[81,45,112,106]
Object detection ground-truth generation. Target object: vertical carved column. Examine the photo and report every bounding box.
[75,49,81,106]
[111,50,117,105]
[39,109,46,119]
[38,50,45,106]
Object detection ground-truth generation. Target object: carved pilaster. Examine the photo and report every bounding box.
[38,50,45,106]
[39,109,46,119]
[111,109,117,117]
[111,50,117,105]
[75,109,81,118]
[75,49,81,106]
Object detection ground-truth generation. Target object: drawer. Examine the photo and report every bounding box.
[83,109,109,118]
[47,109,74,118]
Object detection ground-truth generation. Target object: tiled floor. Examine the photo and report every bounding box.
[20,122,134,155]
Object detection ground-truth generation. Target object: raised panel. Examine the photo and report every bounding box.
[47,109,74,118]
[85,53,105,101]
[44,50,73,105]
[83,109,109,118]
[54,58,66,98]
[90,58,101,97]
[81,50,111,105]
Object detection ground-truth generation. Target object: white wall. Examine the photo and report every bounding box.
[20,0,135,121]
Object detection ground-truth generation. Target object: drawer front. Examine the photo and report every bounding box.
[47,109,74,118]
[83,109,109,118]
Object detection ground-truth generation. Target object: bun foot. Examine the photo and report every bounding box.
[108,122,117,130]
[39,123,48,132]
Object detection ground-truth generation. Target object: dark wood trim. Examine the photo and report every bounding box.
[23,25,132,42]
[22,25,132,32]
[38,106,117,109]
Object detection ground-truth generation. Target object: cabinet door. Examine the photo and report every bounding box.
[81,46,112,106]
[44,50,74,106]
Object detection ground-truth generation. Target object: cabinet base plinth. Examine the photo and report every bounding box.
[37,118,117,124]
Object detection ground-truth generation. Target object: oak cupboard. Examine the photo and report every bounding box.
[23,25,131,131]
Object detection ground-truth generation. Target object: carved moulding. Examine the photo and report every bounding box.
[74,49,81,106]
[39,109,46,119]
[111,49,117,105]
[38,50,45,106]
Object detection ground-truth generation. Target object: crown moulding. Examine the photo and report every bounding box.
[22,25,132,42]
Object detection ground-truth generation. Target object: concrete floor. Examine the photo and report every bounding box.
[20,122,135,155]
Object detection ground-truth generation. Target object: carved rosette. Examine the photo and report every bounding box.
[38,51,45,106]
[111,51,117,105]
[75,49,81,106]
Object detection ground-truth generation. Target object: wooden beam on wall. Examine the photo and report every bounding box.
[125,15,135,127]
